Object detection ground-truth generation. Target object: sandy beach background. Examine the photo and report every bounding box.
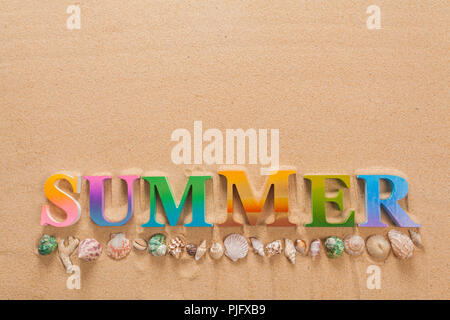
[1,1,448,299]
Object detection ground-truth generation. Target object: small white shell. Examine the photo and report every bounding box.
[309,239,321,259]
[284,239,296,264]
[295,239,307,256]
[133,238,147,251]
[195,240,207,261]
[209,242,224,260]
[344,235,365,256]
[408,229,423,248]
[266,240,283,257]
[388,230,414,259]
[224,233,248,262]
[366,235,391,261]
[249,237,265,256]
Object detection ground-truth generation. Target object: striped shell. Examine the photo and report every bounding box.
[408,229,423,248]
[133,238,148,251]
[106,233,131,260]
[310,239,321,259]
[344,235,365,256]
[209,242,224,260]
[78,238,102,261]
[250,237,265,256]
[224,233,248,262]
[266,240,283,257]
[195,240,207,261]
[149,233,167,256]
[295,239,307,256]
[388,230,414,260]
[366,235,391,261]
[168,236,185,259]
[284,239,296,264]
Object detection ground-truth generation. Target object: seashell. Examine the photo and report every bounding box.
[186,243,197,256]
[78,238,102,261]
[168,236,185,259]
[148,233,167,256]
[284,239,296,264]
[388,230,414,259]
[324,236,344,259]
[209,242,224,260]
[366,235,391,261]
[309,239,321,259]
[344,235,365,256]
[106,232,131,260]
[224,233,248,262]
[408,229,423,248]
[133,238,148,251]
[249,237,265,256]
[295,239,308,256]
[38,234,57,255]
[266,240,283,257]
[195,240,207,261]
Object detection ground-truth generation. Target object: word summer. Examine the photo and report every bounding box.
[41,171,420,228]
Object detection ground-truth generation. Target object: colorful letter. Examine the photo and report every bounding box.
[358,175,420,227]
[85,175,139,226]
[141,176,212,227]
[40,173,82,227]
[305,175,354,227]
[219,170,296,226]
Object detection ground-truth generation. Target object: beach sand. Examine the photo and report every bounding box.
[0,1,448,299]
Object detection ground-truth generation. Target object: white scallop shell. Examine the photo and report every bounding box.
[344,235,365,256]
[209,242,224,260]
[284,239,296,264]
[408,229,423,248]
[106,232,131,260]
[388,230,414,259]
[249,237,265,256]
[366,235,391,261]
[266,240,283,257]
[295,239,307,256]
[309,239,321,259]
[224,233,248,262]
[195,240,207,261]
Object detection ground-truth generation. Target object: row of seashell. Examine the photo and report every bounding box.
[38,229,423,265]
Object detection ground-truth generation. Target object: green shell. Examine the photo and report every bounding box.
[38,234,58,255]
[324,236,344,258]
[148,233,167,256]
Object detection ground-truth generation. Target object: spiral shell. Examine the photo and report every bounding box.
[168,236,185,259]
[310,239,321,259]
[284,239,296,264]
[195,240,207,261]
[209,242,224,260]
[266,240,283,257]
[249,237,265,256]
[344,235,365,256]
[149,233,167,256]
[133,238,148,251]
[295,239,307,256]
[408,229,423,248]
[38,234,58,255]
[186,243,197,256]
[78,238,102,262]
[106,232,131,260]
[224,233,248,262]
[388,230,414,260]
[366,235,391,261]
